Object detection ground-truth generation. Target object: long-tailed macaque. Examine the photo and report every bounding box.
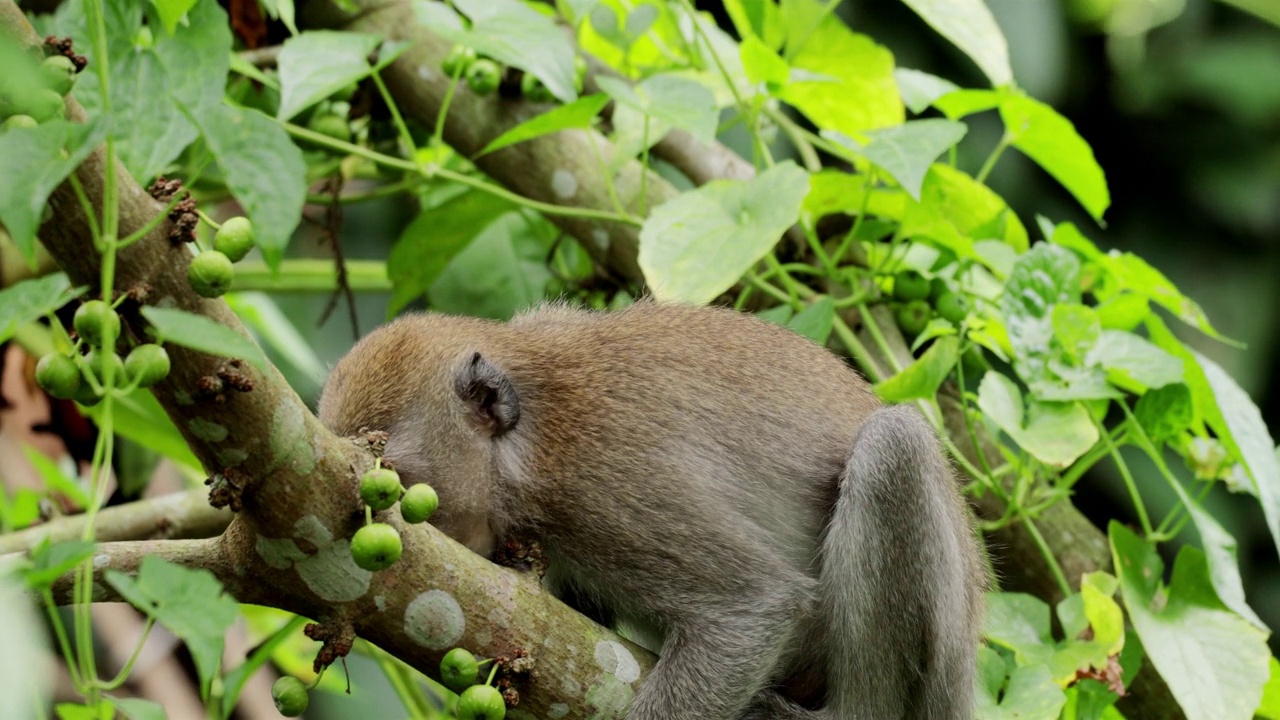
[318,302,985,720]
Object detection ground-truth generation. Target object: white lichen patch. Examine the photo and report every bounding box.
[93,554,110,568]
[187,418,229,443]
[594,640,640,683]
[296,539,372,602]
[551,169,579,199]
[271,400,315,474]
[404,589,465,650]
[548,703,570,718]
[560,675,582,697]
[216,448,249,467]
[584,675,633,719]
[255,536,307,569]
[591,229,609,250]
[375,595,387,612]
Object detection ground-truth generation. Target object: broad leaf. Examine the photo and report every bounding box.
[1089,330,1184,392]
[81,388,203,473]
[0,274,82,344]
[977,372,1098,467]
[900,164,1029,261]
[639,161,809,304]
[875,335,960,402]
[140,307,269,371]
[898,0,1012,85]
[852,119,968,200]
[0,120,106,261]
[740,35,790,91]
[596,75,718,144]
[110,698,166,720]
[1259,657,1280,720]
[188,105,305,268]
[894,68,960,114]
[975,647,1066,720]
[1133,383,1194,443]
[106,556,239,695]
[23,539,95,590]
[276,31,384,121]
[781,17,903,135]
[787,296,835,344]
[1000,94,1109,221]
[429,212,556,319]
[152,0,199,34]
[1110,523,1270,720]
[1107,252,1229,341]
[477,94,609,157]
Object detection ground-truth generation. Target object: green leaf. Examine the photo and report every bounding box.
[894,68,960,114]
[423,0,578,103]
[984,592,1054,665]
[55,703,112,720]
[999,94,1110,222]
[1258,656,1280,720]
[780,17,903,134]
[227,293,328,392]
[1002,242,1081,385]
[1089,330,1184,392]
[389,191,515,314]
[639,161,809,304]
[151,0,198,35]
[1133,383,1193,443]
[22,446,90,509]
[1109,523,1270,720]
[140,307,268,372]
[0,120,107,261]
[975,646,1067,720]
[110,698,166,720]
[934,88,1003,119]
[276,31,383,121]
[81,388,203,473]
[802,169,907,221]
[900,164,1029,261]
[188,104,305,268]
[852,119,968,200]
[787,296,835,344]
[22,539,95,591]
[977,372,1098,467]
[1107,252,1230,342]
[898,0,1012,86]
[1095,293,1150,331]
[740,35,790,91]
[723,0,786,48]
[1051,303,1100,362]
[874,335,960,402]
[106,556,239,696]
[477,94,609,157]
[0,274,82,344]
[1168,479,1266,629]
[428,212,555,319]
[596,74,718,144]
[1193,351,1280,557]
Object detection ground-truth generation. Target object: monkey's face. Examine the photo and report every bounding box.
[318,315,514,557]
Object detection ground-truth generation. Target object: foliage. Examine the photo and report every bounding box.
[0,0,1275,717]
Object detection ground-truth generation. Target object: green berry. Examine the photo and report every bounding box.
[25,88,65,122]
[187,250,235,298]
[892,270,930,302]
[271,676,309,717]
[35,353,81,399]
[72,377,102,406]
[307,113,351,144]
[213,216,255,263]
[2,114,37,131]
[928,277,949,303]
[466,59,502,96]
[935,292,970,324]
[85,348,126,385]
[440,648,479,691]
[894,299,931,338]
[521,73,555,103]
[125,344,170,388]
[360,467,403,511]
[41,55,77,96]
[442,44,478,77]
[458,684,506,720]
[133,26,154,49]
[73,300,121,348]
[350,523,403,571]
[401,483,439,524]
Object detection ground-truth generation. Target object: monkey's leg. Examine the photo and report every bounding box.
[623,572,813,720]
[739,690,823,720]
[820,405,979,720]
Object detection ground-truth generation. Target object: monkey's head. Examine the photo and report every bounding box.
[318,314,520,555]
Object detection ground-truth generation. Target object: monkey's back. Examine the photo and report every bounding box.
[495,302,882,580]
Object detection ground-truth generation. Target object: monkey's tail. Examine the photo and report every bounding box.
[819,405,981,720]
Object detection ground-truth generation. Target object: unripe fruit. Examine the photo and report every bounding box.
[442,44,478,77]
[521,73,555,104]
[892,270,930,302]
[35,353,81,399]
[440,647,479,691]
[929,277,949,303]
[187,251,235,298]
[466,59,502,96]
[125,344,170,388]
[935,292,970,324]
[74,300,121,348]
[41,55,77,96]
[894,300,931,338]
[307,112,351,144]
[458,684,506,720]
[213,216,255,263]
[86,348,126,385]
[2,114,37,131]
[73,378,102,407]
[360,467,403,511]
[26,88,65,122]
[271,676,309,717]
[350,523,402,571]
[400,483,439,524]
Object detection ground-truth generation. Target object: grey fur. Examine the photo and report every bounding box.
[318,302,985,720]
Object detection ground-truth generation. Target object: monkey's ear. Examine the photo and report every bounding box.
[453,352,520,437]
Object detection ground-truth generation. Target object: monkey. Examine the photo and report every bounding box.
[318,301,985,720]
